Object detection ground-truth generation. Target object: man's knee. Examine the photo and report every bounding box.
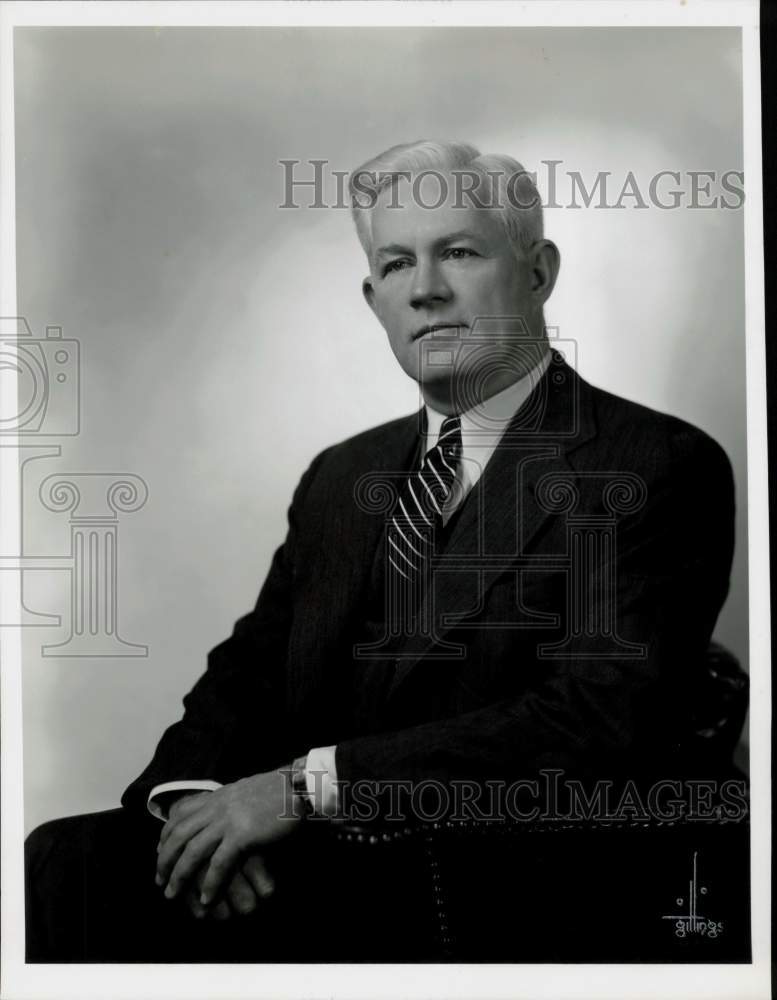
[25,807,162,962]
[26,807,157,898]
[26,813,84,870]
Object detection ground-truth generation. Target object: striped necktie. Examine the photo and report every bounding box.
[385,414,462,614]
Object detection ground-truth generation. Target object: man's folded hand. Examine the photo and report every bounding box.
[155,768,300,907]
[183,854,276,920]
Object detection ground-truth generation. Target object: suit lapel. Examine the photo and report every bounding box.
[389,356,597,694]
[291,410,424,729]
[327,410,422,629]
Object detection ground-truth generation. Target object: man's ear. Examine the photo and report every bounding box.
[362,275,378,315]
[530,239,561,303]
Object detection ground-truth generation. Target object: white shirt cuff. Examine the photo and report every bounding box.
[146,780,222,821]
[304,745,339,816]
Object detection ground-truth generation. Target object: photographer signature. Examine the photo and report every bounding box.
[661,851,723,939]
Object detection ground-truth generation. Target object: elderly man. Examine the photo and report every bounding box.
[25,140,737,962]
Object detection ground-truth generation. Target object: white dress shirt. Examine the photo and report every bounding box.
[147,348,552,820]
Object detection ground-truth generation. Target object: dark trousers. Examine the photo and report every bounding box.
[25,806,752,963]
[24,807,438,963]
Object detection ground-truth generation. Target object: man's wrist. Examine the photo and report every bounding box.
[147,780,222,821]
[305,745,339,816]
[288,754,314,818]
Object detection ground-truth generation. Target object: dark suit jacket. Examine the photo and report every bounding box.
[122,355,735,816]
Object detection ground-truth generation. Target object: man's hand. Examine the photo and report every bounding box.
[184,854,276,920]
[156,768,301,907]
[161,796,275,920]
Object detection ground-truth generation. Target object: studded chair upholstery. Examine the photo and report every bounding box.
[325,642,750,962]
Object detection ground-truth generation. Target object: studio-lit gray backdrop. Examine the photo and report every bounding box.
[14,27,747,834]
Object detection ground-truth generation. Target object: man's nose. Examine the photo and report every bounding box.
[409,260,453,309]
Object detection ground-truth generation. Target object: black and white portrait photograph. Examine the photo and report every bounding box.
[0,2,770,999]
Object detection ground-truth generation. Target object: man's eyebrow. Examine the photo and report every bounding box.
[374,243,413,259]
[375,231,485,259]
[434,229,484,246]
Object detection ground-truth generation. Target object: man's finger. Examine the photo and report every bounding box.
[156,810,212,885]
[199,841,239,906]
[184,886,208,920]
[226,870,258,916]
[158,795,212,849]
[168,790,210,821]
[158,806,210,855]
[183,865,218,920]
[242,854,275,900]
[165,826,221,899]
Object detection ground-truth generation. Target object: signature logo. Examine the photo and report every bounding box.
[662,851,724,939]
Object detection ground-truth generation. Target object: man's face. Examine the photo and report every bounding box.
[362,173,548,410]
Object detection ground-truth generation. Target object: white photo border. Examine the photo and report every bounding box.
[0,3,769,999]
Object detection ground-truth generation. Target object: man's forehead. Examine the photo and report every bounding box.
[370,176,501,248]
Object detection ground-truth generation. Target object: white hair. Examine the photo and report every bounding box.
[348,139,544,263]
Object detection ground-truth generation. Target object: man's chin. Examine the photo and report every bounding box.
[415,369,462,412]
[417,368,457,389]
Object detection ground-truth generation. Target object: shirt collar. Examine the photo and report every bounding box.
[424,347,552,452]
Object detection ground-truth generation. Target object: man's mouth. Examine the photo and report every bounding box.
[411,323,465,341]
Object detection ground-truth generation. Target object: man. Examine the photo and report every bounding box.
[25,140,737,962]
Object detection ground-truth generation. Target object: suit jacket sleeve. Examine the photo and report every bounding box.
[120,448,330,815]
[334,427,736,803]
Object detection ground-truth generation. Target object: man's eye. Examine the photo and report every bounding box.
[445,247,477,260]
[382,259,411,276]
